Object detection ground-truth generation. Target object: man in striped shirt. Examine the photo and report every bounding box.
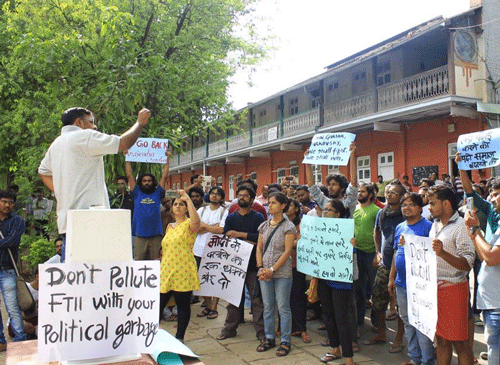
[428,185,475,365]
[0,190,27,351]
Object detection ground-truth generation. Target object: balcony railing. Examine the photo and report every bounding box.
[324,91,375,126]
[228,132,250,151]
[378,65,449,111]
[192,146,206,162]
[179,152,191,166]
[283,108,319,138]
[252,121,280,145]
[173,66,451,167]
[208,139,227,157]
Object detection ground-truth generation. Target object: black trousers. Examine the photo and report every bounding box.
[290,268,307,333]
[160,291,192,340]
[319,279,355,358]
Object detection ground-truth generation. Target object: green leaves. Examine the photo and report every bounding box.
[0,0,267,192]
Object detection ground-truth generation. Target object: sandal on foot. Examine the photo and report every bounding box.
[276,342,291,356]
[301,332,312,343]
[196,308,211,317]
[256,338,276,352]
[320,352,341,362]
[291,331,302,337]
[389,344,405,353]
[207,310,218,319]
[216,333,234,341]
[386,312,398,321]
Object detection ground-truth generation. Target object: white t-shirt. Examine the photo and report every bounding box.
[193,205,228,257]
[38,126,120,233]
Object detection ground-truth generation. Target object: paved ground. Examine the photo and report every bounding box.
[1,300,489,364]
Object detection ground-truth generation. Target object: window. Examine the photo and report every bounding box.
[357,156,371,183]
[377,60,392,86]
[277,168,286,184]
[378,152,394,181]
[289,97,298,115]
[312,99,318,108]
[352,68,367,94]
[217,176,223,186]
[290,166,299,182]
[328,165,340,175]
[228,175,234,200]
[311,165,322,185]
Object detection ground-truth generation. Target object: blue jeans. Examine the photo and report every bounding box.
[260,277,292,343]
[0,269,27,343]
[483,309,500,365]
[396,285,435,365]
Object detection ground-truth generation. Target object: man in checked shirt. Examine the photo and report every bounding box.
[428,185,475,365]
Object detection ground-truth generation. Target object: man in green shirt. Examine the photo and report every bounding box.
[375,175,389,204]
[353,183,380,325]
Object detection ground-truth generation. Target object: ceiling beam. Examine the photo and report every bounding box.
[249,151,271,158]
[280,143,303,151]
[225,157,244,164]
[373,121,401,133]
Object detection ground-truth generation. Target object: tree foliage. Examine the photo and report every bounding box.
[0,0,267,194]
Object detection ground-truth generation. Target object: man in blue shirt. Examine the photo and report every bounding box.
[125,155,169,260]
[389,192,434,365]
[0,190,27,351]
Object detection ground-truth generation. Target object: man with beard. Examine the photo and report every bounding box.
[229,179,267,219]
[189,186,207,210]
[295,185,316,216]
[428,185,474,365]
[364,182,405,352]
[125,157,169,260]
[109,176,134,221]
[194,186,228,319]
[354,183,380,326]
[216,185,266,343]
[305,143,358,217]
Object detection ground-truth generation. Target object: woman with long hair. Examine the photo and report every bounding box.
[159,189,200,342]
[319,199,356,364]
[256,192,296,356]
[286,199,311,343]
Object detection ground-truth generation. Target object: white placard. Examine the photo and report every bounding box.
[268,126,278,141]
[404,234,438,341]
[38,261,160,362]
[303,133,356,166]
[457,128,500,170]
[194,234,253,306]
[125,138,169,164]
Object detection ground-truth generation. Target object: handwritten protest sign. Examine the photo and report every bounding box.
[194,235,253,306]
[457,128,500,170]
[125,138,169,164]
[404,234,437,341]
[38,261,159,362]
[297,215,354,283]
[303,133,356,166]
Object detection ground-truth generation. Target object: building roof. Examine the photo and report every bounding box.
[240,6,482,111]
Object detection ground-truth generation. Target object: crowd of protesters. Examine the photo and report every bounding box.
[2,108,499,364]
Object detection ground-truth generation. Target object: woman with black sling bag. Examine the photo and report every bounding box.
[255,192,296,357]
